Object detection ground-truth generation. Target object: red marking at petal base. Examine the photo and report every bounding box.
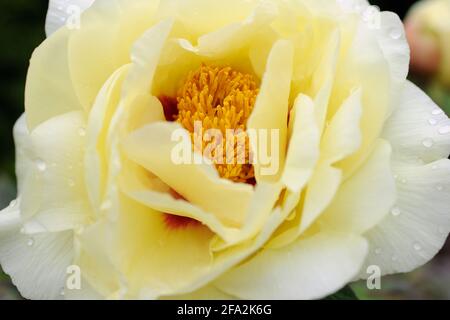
[164,214,201,229]
[164,189,201,229]
[169,188,186,200]
[246,177,257,186]
[159,95,179,122]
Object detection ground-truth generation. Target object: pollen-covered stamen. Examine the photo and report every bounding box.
[176,64,259,183]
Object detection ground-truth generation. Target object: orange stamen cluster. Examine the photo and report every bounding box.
[176,65,259,183]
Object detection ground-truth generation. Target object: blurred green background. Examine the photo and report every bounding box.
[0,0,449,300]
[0,0,48,300]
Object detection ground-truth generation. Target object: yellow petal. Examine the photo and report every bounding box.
[215,231,368,300]
[26,28,83,130]
[122,122,254,227]
[85,65,130,210]
[68,0,159,109]
[320,139,395,233]
[282,94,320,193]
[247,39,294,182]
[20,111,92,232]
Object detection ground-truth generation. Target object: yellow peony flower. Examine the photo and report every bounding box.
[0,0,450,300]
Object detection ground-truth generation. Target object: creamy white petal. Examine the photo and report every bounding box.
[215,232,368,300]
[362,81,450,275]
[46,0,94,37]
[13,111,92,233]
[13,115,34,195]
[382,81,450,164]
[0,201,74,300]
[63,276,103,300]
[374,11,410,88]
[362,160,450,276]
[320,140,396,234]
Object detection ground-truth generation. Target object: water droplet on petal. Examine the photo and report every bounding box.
[428,118,438,126]
[9,199,17,208]
[35,159,47,172]
[389,28,402,39]
[432,108,443,115]
[413,243,421,251]
[60,289,65,296]
[27,238,34,247]
[400,178,407,184]
[432,164,438,170]
[391,207,401,217]
[438,125,450,135]
[436,185,444,191]
[422,138,434,148]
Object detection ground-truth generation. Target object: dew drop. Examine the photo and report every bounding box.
[389,28,402,39]
[35,159,47,172]
[432,108,443,115]
[400,178,407,184]
[391,207,401,217]
[422,138,434,148]
[428,118,438,126]
[432,164,438,170]
[438,125,450,135]
[436,185,444,191]
[413,243,422,251]
[27,238,34,247]
[9,199,17,208]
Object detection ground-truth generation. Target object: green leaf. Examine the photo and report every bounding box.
[427,80,450,117]
[324,286,359,300]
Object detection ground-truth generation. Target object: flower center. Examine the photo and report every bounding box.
[170,64,259,184]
